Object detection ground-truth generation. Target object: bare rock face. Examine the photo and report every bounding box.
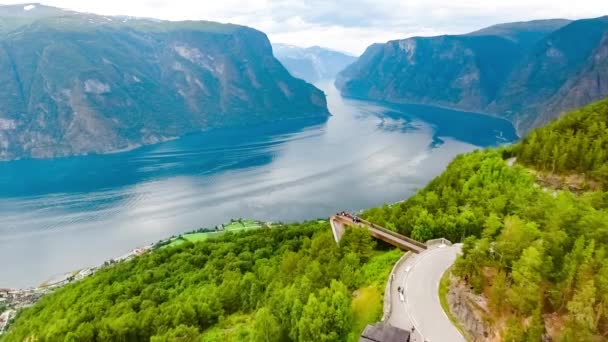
[337,17,608,135]
[446,276,494,341]
[0,4,329,161]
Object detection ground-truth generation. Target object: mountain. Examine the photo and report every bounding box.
[273,44,356,83]
[489,17,608,130]
[466,19,572,46]
[0,4,329,161]
[5,93,608,341]
[362,98,608,340]
[337,33,525,112]
[337,18,608,134]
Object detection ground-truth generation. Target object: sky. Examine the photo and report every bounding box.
[1,1,608,55]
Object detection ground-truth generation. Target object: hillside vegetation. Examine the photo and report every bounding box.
[3,221,400,341]
[362,99,608,340]
[5,72,607,341]
[515,98,608,187]
[363,149,540,243]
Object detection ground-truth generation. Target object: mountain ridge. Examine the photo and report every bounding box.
[4,89,608,341]
[273,43,357,83]
[336,17,608,134]
[0,4,329,161]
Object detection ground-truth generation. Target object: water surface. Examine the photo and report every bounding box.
[0,82,517,288]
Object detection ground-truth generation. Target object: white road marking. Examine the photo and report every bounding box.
[395,245,464,342]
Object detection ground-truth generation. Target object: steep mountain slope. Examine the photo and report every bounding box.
[336,33,525,111]
[491,17,608,130]
[4,70,607,341]
[362,98,608,340]
[541,32,608,127]
[0,4,328,161]
[337,18,608,134]
[273,44,356,83]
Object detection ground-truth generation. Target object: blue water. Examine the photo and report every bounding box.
[0,82,517,288]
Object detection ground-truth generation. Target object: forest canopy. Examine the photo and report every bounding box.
[361,98,608,340]
[4,222,401,341]
[515,98,608,187]
[5,92,608,342]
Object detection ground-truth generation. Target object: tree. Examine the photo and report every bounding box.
[253,308,281,342]
[218,271,243,313]
[150,325,199,342]
[503,317,525,342]
[339,228,376,263]
[411,209,436,242]
[489,270,507,315]
[566,279,598,334]
[297,281,352,342]
[495,217,540,268]
[525,309,544,342]
[508,246,544,315]
[339,252,361,289]
[454,237,489,293]
[482,213,502,239]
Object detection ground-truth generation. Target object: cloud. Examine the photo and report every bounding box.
[1,0,607,54]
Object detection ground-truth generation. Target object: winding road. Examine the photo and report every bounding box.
[330,214,464,340]
[388,244,465,342]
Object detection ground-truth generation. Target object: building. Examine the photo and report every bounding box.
[360,323,411,342]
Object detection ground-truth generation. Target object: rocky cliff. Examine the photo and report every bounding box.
[0,4,328,160]
[490,17,608,130]
[337,18,608,134]
[336,33,525,112]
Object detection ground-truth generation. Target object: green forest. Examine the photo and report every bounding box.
[5,89,608,342]
[515,98,608,187]
[3,221,400,341]
[362,99,608,340]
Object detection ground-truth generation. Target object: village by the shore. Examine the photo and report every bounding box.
[0,242,154,334]
[0,219,266,335]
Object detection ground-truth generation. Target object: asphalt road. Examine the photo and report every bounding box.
[388,244,465,342]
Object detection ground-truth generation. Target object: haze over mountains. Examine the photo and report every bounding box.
[0,4,328,161]
[272,44,356,83]
[337,17,608,134]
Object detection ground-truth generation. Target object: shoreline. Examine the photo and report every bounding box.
[4,219,268,291]
[0,113,330,163]
[337,93,522,139]
[0,219,268,334]
[0,219,270,334]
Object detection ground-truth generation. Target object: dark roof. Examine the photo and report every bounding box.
[359,323,411,342]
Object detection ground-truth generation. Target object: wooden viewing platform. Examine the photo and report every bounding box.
[330,215,427,253]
